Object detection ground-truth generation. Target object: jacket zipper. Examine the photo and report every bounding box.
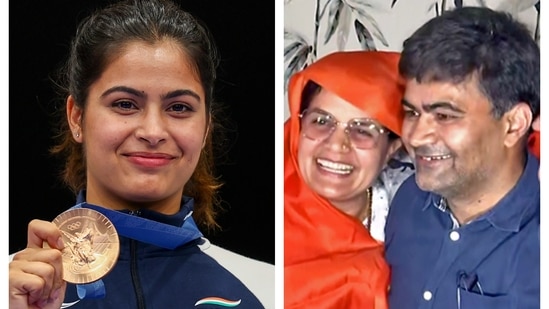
[129,210,146,309]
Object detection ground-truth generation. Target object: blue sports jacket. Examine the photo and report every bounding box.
[61,191,264,309]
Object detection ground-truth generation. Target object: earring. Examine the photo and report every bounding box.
[75,132,80,138]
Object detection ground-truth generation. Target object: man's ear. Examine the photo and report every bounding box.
[67,95,83,142]
[384,138,403,165]
[503,102,532,148]
[532,114,540,132]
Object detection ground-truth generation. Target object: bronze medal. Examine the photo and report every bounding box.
[52,207,120,284]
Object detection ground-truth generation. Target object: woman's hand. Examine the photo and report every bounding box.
[9,219,67,309]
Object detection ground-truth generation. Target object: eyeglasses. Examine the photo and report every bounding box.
[299,108,387,149]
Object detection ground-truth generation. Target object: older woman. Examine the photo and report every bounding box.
[284,50,413,308]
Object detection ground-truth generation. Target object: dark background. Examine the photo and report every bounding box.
[9,0,275,264]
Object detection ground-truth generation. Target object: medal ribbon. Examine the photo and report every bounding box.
[70,201,204,300]
[75,202,204,249]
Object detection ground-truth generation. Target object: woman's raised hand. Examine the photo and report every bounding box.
[9,219,67,309]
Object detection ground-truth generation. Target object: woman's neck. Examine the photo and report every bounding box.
[84,189,183,215]
[329,188,372,221]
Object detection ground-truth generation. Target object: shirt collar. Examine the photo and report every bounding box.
[422,192,441,211]
[422,152,539,232]
[484,152,539,231]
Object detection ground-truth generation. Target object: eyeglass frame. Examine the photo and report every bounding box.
[298,108,388,149]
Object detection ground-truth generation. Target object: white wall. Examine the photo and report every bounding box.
[283,0,539,120]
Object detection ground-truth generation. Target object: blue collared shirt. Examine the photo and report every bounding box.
[385,152,539,309]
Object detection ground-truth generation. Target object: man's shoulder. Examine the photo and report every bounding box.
[386,173,435,231]
[392,173,428,206]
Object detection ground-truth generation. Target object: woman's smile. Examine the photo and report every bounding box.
[123,152,176,168]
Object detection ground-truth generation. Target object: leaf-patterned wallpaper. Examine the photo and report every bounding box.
[284,0,540,119]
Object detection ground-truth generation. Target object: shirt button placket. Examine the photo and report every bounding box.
[420,230,461,307]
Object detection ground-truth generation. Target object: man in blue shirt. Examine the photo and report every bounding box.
[385,6,540,309]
